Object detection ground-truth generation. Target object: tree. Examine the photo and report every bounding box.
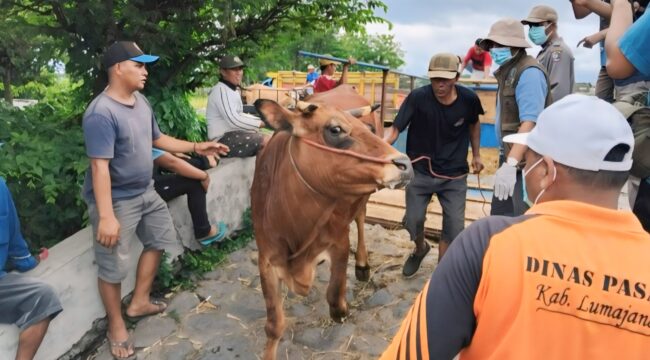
[2,0,388,139]
[0,12,59,103]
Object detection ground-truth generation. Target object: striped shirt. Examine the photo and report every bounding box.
[206,81,263,141]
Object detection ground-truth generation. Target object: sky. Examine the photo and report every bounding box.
[367,0,603,84]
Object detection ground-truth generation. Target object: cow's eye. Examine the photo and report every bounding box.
[329,126,343,135]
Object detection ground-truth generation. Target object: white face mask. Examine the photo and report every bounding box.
[522,157,557,206]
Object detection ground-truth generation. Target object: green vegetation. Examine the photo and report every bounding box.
[0,0,404,250]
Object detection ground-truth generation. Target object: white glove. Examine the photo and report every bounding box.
[494,158,518,201]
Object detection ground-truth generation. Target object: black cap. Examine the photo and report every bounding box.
[219,55,245,69]
[475,38,483,46]
[102,41,159,70]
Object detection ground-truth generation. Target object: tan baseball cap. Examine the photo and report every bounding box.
[522,5,558,25]
[427,53,460,79]
[319,55,341,67]
[479,18,531,49]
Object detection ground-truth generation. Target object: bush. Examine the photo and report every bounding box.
[0,85,87,250]
[149,88,207,142]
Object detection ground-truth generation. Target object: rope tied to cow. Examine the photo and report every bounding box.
[409,155,489,216]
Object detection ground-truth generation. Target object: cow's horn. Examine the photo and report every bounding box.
[296,101,319,113]
[346,105,373,118]
[370,103,381,112]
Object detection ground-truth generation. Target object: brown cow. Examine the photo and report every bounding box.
[252,99,413,360]
[305,84,383,281]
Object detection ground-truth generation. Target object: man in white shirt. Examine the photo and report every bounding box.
[206,55,268,157]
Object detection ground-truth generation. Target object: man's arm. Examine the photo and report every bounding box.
[606,0,637,78]
[383,92,414,145]
[155,153,211,192]
[337,57,357,86]
[153,134,229,157]
[468,121,484,174]
[90,158,120,248]
[155,153,208,181]
[572,0,613,19]
[509,67,547,162]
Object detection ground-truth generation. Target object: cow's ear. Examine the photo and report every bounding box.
[254,99,293,131]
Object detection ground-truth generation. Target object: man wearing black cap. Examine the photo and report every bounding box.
[206,55,268,157]
[82,41,227,359]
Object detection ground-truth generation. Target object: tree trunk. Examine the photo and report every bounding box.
[3,64,12,104]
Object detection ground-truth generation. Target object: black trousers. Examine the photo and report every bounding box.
[153,157,211,238]
[490,154,529,217]
[633,179,650,232]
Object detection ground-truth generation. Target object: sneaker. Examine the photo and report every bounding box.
[402,243,431,278]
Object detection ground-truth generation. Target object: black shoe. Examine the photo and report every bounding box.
[402,243,431,278]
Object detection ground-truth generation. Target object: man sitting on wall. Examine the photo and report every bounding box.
[0,178,62,360]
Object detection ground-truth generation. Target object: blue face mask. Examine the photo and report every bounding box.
[528,25,549,45]
[522,157,556,207]
[490,47,513,66]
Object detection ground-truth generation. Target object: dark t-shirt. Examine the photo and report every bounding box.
[393,84,484,177]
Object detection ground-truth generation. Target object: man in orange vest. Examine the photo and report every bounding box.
[380,94,650,359]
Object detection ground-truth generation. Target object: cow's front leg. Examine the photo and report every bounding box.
[354,204,370,282]
[327,238,350,322]
[259,255,285,360]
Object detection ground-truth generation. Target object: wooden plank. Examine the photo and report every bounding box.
[368,189,491,221]
[365,187,491,240]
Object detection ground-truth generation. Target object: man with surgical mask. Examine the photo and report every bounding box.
[380,94,650,360]
[523,5,575,102]
[478,18,552,216]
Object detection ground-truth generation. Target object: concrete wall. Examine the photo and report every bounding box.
[0,157,255,360]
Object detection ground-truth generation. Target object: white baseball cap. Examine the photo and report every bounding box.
[503,94,634,171]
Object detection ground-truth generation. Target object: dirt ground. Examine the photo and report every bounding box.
[90,224,437,360]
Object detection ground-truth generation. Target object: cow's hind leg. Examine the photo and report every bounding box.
[259,255,285,360]
[354,205,370,282]
[327,240,350,322]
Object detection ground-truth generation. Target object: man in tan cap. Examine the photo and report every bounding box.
[478,18,552,217]
[206,55,268,157]
[313,55,356,93]
[384,53,485,276]
[522,5,575,102]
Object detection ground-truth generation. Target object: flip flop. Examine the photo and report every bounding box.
[199,221,227,246]
[124,298,167,322]
[107,334,135,360]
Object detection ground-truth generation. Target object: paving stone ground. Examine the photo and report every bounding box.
[89,224,439,360]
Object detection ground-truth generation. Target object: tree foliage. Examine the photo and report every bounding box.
[0,10,61,103]
[2,0,388,96]
[244,29,405,83]
[0,78,87,249]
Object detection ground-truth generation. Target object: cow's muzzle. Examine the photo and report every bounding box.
[384,155,413,189]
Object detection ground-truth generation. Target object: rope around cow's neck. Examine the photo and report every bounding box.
[288,136,326,197]
[287,135,394,198]
[288,135,489,219]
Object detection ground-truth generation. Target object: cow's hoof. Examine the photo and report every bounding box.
[330,306,349,323]
[355,265,371,282]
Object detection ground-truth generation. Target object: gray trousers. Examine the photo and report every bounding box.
[0,273,62,330]
[404,171,467,243]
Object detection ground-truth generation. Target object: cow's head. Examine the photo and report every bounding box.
[254,99,413,196]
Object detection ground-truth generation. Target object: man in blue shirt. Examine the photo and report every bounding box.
[605,1,650,231]
[0,178,62,360]
[479,18,551,216]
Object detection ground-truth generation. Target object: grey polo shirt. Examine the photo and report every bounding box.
[537,37,575,103]
[82,92,161,201]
